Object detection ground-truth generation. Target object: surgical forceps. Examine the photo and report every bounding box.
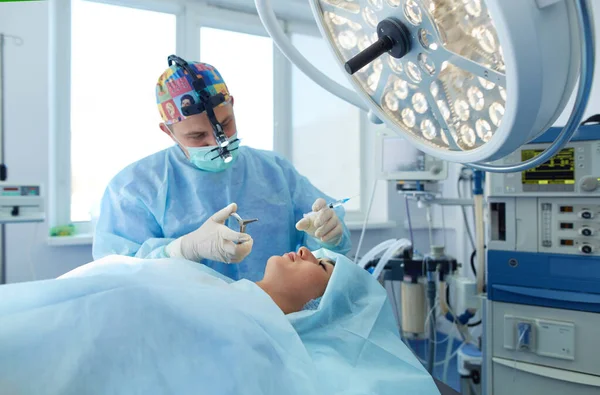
[230,213,258,234]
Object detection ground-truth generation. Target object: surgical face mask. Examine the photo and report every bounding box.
[186,133,240,173]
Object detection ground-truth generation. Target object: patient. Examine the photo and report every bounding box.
[256,247,335,314]
[0,248,439,395]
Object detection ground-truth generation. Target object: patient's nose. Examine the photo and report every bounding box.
[298,247,316,262]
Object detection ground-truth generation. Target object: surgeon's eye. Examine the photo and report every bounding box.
[188,133,208,140]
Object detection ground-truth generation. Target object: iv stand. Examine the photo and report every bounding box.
[0,33,24,284]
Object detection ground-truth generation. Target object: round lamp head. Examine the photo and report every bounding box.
[309,0,585,163]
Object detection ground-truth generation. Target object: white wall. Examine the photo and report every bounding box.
[1,1,93,283]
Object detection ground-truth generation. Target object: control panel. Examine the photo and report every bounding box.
[539,200,600,256]
[488,140,600,196]
[488,197,600,255]
[0,183,44,223]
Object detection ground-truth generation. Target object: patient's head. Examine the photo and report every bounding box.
[256,247,335,314]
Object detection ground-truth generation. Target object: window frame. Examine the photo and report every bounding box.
[49,0,387,243]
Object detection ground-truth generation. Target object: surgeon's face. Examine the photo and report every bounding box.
[160,99,237,148]
[264,247,335,304]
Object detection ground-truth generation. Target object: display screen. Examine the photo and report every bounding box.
[521,148,575,184]
[20,186,40,196]
[560,222,574,229]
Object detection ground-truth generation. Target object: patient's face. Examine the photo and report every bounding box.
[264,247,335,304]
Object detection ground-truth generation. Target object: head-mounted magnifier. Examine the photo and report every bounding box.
[167,55,239,163]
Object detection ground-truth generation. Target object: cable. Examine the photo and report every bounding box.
[426,205,434,247]
[404,194,414,247]
[458,172,479,278]
[468,320,482,328]
[354,179,378,264]
[424,300,440,341]
[445,298,468,343]
[470,249,477,276]
[389,281,402,330]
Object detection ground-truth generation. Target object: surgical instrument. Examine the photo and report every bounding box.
[230,213,258,234]
[303,196,357,218]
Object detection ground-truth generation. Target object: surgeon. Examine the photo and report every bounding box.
[92,55,352,281]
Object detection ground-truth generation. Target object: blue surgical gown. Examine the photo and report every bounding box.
[93,145,351,281]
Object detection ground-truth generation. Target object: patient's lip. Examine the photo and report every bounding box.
[285,252,297,262]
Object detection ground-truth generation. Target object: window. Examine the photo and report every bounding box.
[199,27,274,151]
[70,0,175,222]
[290,32,362,212]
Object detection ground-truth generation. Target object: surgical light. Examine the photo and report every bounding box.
[256,0,595,172]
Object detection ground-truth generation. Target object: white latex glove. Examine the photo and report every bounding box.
[296,198,343,246]
[166,203,253,263]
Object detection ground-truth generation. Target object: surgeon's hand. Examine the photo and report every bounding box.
[296,198,343,246]
[166,203,253,263]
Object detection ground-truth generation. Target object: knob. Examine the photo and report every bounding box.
[580,211,594,220]
[579,227,594,236]
[580,176,599,192]
[580,244,593,254]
